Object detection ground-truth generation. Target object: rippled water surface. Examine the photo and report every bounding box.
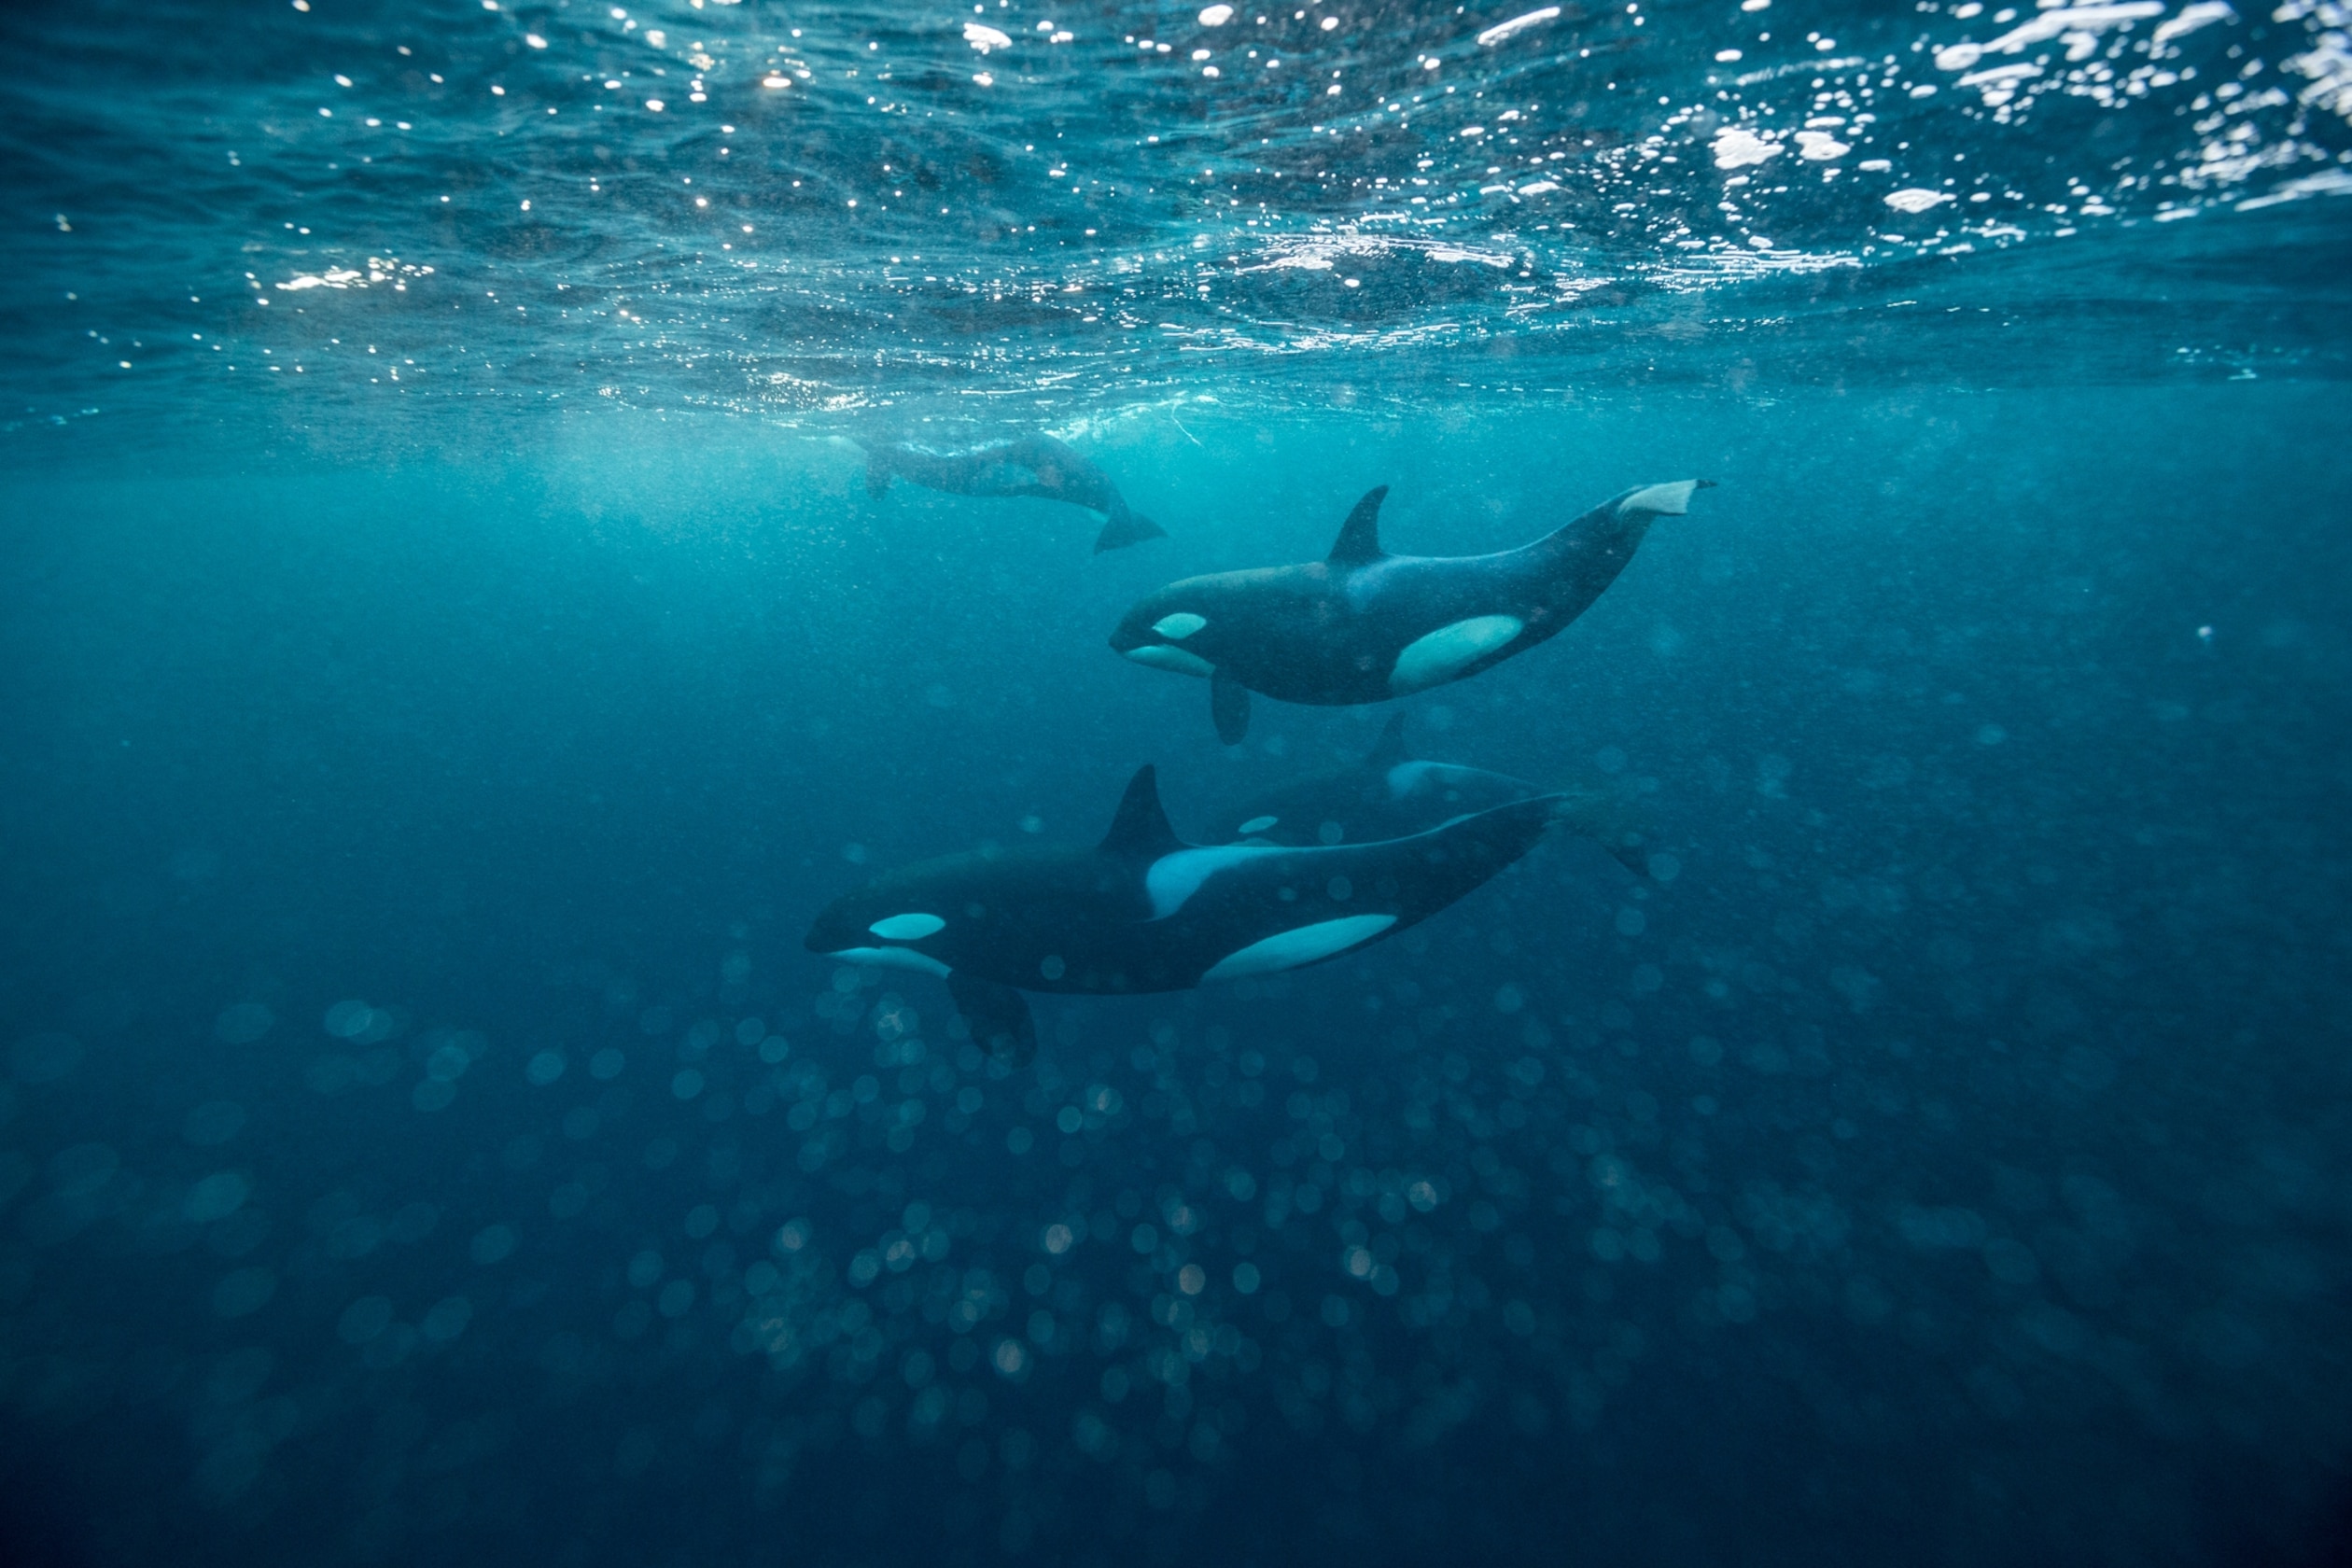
[8,0,2352,426]
[2,0,2349,1564]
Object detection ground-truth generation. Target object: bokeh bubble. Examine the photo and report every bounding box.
[11,1032,83,1084]
[182,1099,246,1145]
[212,1003,274,1044]
[211,1267,277,1319]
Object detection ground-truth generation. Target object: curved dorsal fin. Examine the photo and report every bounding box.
[1364,711,1411,767]
[1101,764,1184,859]
[1327,485,1391,565]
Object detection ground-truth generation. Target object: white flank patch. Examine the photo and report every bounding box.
[1237,815,1280,835]
[826,946,952,978]
[1125,644,1216,679]
[868,912,945,940]
[1152,611,1208,639]
[1391,616,1523,694]
[1200,916,1398,981]
[1618,479,1701,517]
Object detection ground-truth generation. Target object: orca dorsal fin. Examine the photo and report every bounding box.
[1101,764,1185,859]
[1327,486,1391,565]
[1365,711,1411,767]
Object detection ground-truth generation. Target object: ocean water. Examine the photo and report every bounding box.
[4,0,2352,1562]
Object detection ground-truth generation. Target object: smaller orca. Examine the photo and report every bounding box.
[805,764,1561,1064]
[1215,712,1654,876]
[1109,478,1713,742]
[856,431,1167,553]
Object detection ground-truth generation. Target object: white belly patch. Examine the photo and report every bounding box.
[1199,915,1398,982]
[1390,615,1523,694]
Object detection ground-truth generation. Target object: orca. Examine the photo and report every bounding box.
[805,764,1561,1064]
[1108,479,1712,741]
[856,432,1167,553]
[1216,712,1654,875]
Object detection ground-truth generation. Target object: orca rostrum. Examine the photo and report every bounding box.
[856,431,1167,553]
[805,764,1561,1064]
[1108,479,1713,742]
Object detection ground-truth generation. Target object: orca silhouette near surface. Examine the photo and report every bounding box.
[805,764,1560,1063]
[1215,713,1654,876]
[1109,479,1712,742]
[857,432,1166,553]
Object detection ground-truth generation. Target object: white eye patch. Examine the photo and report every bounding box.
[868,912,945,940]
[1152,611,1208,639]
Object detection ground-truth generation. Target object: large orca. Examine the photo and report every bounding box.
[805,764,1560,1064]
[1216,713,1652,876]
[1109,479,1712,742]
[856,432,1167,553]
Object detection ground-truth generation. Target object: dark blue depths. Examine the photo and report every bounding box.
[0,387,2348,1568]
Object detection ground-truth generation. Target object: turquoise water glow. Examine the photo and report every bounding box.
[2,0,2349,1563]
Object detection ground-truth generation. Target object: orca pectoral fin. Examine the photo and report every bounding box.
[1365,710,1411,767]
[1093,509,1167,553]
[1211,670,1252,746]
[948,973,1036,1067]
[864,457,891,499]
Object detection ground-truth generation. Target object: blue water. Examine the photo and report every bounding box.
[4,0,2352,1562]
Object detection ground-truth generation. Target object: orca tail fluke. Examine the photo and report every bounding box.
[949,973,1036,1067]
[864,455,892,499]
[1615,478,1715,517]
[1547,788,1655,877]
[1211,670,1252,746]
[1093,509,1167,553]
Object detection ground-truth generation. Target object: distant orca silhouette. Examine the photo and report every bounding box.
[805,764,1560,1064]
[1109,479,1713,742]
[856,432,1166,553]
[1215,712,1653,875]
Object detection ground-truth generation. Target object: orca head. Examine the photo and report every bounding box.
[1384,760,1538,815]
[1110,584,1222,679]
[805,885,957,977]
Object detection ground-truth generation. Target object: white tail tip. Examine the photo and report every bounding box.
[1619,479,1703,517]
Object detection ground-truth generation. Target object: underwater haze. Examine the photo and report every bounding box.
[3,0,2351,1562]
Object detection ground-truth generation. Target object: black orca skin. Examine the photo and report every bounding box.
[1217,713,1654,875]
[856,432,1166,553]
[805,764,1559,1062]
[1109,480,1710,739]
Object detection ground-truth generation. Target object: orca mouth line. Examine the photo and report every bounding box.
[823,945,952,978]
[1123,643,1215,679]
